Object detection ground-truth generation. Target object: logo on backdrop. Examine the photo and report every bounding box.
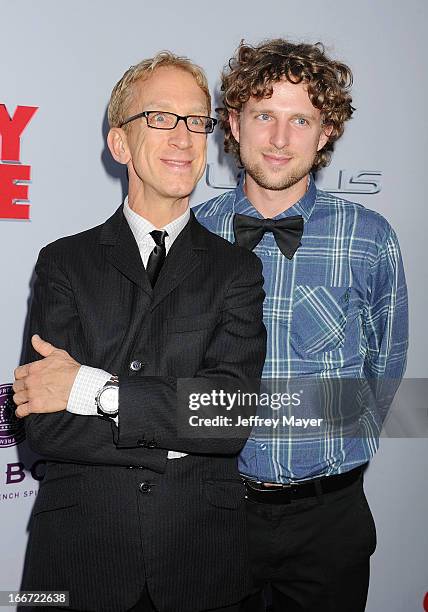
[0,103,38,220]
[205,164,382,195]
[0,383,25,447]
[320,170,382,195]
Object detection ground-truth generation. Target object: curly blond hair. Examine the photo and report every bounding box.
[108,51,211,129]
[219,39,354,170]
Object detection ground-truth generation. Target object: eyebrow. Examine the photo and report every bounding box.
[289,112,317,121]
[249,109,317,121]
[143,101,209,115]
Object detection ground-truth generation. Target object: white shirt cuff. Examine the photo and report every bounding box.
[67,366,185,457]
[67,366,112,416]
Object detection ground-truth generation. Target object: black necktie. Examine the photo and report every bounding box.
[146,230,168,287]
[233,213,304,259]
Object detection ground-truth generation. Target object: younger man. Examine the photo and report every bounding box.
[195,39,408,612]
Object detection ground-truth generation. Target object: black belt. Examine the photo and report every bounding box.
[244,464,365,505]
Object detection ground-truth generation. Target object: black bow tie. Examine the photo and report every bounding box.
[233,213,304,259]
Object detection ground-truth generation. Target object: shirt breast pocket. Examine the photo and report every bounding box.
[291,285,351,354]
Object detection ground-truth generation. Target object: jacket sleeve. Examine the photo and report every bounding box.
[23,246,266,462]
[22,247,182,467]
[116,251,267,453]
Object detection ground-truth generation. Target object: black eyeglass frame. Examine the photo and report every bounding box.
[119,110,218,133]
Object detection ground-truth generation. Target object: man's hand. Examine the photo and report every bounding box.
[13,334,81,418]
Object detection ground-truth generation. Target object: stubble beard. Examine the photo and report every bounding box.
[241,148,316,192]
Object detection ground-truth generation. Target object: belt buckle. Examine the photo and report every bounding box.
[244,479,273,492]
[246,479,296,491]
[262,482,284,490]
[264,480,301,490]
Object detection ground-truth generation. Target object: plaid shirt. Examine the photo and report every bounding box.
[193,174,408,482]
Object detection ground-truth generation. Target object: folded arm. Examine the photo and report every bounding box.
[15,246,266,463]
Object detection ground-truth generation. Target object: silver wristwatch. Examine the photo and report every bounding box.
[96,376,119,419]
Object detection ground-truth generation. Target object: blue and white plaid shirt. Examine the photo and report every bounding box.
[193,174,408,482]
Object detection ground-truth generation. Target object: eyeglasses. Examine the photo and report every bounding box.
[120,111,217,133]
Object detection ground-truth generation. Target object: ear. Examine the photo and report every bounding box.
[107,127,131,164]
[228,110,240,143]
[317,123,334,151]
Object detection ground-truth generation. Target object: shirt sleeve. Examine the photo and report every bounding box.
[363,225,409,417]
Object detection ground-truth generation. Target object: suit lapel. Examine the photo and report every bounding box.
[99,205,153,297]
[99,206,210,312]
[150,211,208,311]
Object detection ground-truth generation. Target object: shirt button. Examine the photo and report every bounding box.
[139,482,152,494]
[259,443,267,451]
[130,360,143,372]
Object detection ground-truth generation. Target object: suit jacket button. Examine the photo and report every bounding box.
[147,439,157,449]
[137,439,147,447]
[139,482,152,494]
[130,360,143,372]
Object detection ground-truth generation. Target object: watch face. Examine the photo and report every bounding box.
[99,386,118,415]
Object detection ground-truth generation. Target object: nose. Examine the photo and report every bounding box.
[168,118,192,149]
[269,118,290,150]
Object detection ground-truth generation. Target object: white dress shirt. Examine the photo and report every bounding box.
[66,197,190,458]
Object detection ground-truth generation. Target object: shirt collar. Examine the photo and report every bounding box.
[123,196,190,246]
[233,172,317,222]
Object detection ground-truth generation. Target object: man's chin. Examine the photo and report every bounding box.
[163,180,197,200]
[248,170,304,192]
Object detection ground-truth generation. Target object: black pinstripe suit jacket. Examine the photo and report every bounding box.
[21,206,266,612]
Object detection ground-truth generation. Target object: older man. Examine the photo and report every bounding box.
[14,53,266,612]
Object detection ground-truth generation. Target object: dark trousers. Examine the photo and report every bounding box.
[241,475,376,612]
[39,587,242,612]
[128,586,242,612]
